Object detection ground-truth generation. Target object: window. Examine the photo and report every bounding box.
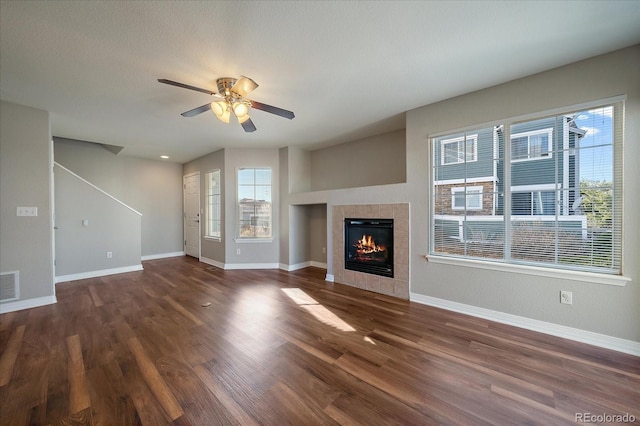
[431,101,623,276]
[204,170,221,239]
[237,168,272,238]
[511,189,557,215]
[511,128,553,161]
[451,186,483,210]
[441,135,477,165]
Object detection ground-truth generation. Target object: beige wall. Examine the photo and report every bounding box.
[310,129,406,191]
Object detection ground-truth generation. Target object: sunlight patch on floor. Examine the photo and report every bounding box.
[282,288,356,332]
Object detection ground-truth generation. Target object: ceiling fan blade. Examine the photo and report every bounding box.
[231,76,259,97]
[158,79,216,96]
[181,103,212,117]
[250,100,295,120]
[240,117,257,133]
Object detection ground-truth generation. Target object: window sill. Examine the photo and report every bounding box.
[204,236,222,242]
[425,255,630,287]
[234,238,273,243]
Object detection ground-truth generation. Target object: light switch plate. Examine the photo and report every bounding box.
[17,207,38,216]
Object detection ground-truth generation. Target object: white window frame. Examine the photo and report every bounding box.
[204,169,221,241]
[441,134,478,165]
[428,97,628,286]
[510,127,553,162]
[451,186,483,210]
[236,167,272,240]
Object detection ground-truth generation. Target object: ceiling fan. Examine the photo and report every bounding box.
[158,76,294,132]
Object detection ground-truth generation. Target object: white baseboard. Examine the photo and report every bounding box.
[0,295,57,314]
[223,263,280,270]
[280,262,310,271]
[280,262,328,272]
[55,264,144,284]
[410,293,640,356]
[325,274,335,282]
[200,256,224,269]
[141,251,184,261]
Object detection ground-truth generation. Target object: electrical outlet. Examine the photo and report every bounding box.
[560,290,572,305]
[106,251,113,259]
[236,248,241,255]
[322,247,326,254]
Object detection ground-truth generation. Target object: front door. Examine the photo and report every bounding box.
[183,172,200,258]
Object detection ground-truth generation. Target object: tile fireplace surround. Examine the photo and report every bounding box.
[332,203,409,299]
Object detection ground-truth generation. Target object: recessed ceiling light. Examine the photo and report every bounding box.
[160,155,169,159]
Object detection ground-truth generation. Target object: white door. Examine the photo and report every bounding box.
[184,172,200,258]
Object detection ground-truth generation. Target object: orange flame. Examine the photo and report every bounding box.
[355,234,386,254]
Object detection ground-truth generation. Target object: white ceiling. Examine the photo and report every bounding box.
[2,1,639,164]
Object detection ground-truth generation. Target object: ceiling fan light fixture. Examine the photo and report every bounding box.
[231,76,258,97]
[237,113,251,124]
[211,101,231,123]
[232,101,249,118]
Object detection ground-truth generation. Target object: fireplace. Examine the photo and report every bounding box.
[344,218,394,278]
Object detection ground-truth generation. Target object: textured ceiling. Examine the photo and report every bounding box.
[1,1,639,163]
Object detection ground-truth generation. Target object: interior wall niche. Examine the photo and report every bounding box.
[333,203,409,299]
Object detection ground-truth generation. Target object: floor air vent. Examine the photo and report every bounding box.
[0,271,19,302]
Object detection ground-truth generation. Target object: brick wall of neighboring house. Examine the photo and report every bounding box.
[434,181,496,215]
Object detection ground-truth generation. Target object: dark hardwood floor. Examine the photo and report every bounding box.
[1,256,638,425]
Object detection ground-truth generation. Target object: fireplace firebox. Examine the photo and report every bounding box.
[344,218,393,278]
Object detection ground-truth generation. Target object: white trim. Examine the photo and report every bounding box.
[280,262,311,271]
[55,264,143,283]
[562,117,570,215]
[511,183,556,192]
[325,274,335,282]
[426,255,630,286]
[510,127,553,162]
[410,293,640,356]
[451,186,483,210]
[433,176,496,186]
[0,295,57,314]
[427,95,627,141]
[53,162,142,216]
[203,169,222,240]
[223,262,279,270]
[50,140,56,296]
[141,251,184,261]
[236,167,273,239]
[200,256,224,269]
[279,261,327,271]
[440,134,478,165]
[234,238,274,243]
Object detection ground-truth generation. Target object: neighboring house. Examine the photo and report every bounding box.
[433,115,588,244]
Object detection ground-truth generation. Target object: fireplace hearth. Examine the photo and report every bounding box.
[344,218,393,278]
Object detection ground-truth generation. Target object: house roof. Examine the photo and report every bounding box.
[1,1,639,163]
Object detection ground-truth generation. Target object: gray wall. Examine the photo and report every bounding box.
[310,129,406,191]
[404,45,638,341]
[54,138,183,258]
[224,148,280,265]
[297,45,639,342]
[183,148,225,264]
[0,101,54,305]
[54,164,142,276]
[307,204,327,265]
